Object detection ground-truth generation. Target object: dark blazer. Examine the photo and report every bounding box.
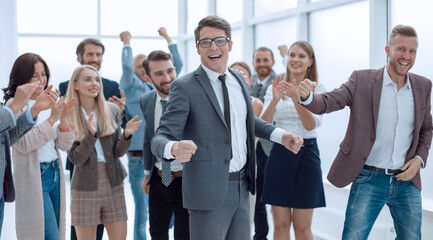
[0,108,34,202]
[304,67,432,190]
[139,90,158,184]
[151,66,276,210]
[67,102,130,191]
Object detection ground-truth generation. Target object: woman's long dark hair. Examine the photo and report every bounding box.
[2,53,50,102]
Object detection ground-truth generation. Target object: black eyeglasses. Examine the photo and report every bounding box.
[196,37,231,48]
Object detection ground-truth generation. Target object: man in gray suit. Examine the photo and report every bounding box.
[250,46,277,240]
[151,15,303,240]
[0,81,56,237]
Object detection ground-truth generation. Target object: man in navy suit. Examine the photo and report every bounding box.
[58,38,125,240]
[140,50,189,240]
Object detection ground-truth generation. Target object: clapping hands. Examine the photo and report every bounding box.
[124,115,142,139]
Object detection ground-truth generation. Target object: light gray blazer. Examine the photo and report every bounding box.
[151,66,276,211]
[0,107,34,202]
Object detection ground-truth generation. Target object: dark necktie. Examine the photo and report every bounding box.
[218,74,232,159]
[160,99,172,187]
[256,83,263,95]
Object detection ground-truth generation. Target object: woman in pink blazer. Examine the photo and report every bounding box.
[3,53,76,240]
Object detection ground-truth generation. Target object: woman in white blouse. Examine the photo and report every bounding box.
[260,41,326,240]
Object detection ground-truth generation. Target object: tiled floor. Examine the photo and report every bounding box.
[2,155,279,239]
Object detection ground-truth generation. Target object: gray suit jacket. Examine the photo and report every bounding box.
[0,107,34,202]
[250,71,277,155]
[151,66,276,210]
[139,90,158,184]
[250,70,276,102]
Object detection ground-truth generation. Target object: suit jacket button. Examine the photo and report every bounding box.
[371,136,375,142]
[224,159,229,164]
[224,140,230,145]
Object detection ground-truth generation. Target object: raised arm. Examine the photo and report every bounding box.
[159,27,183,74]
[119,31,135,90]
[298,72,357,114]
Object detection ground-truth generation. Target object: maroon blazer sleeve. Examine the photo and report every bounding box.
[304,70,359,114]
[414,77,432,166]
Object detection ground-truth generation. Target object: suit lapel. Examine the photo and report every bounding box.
[409,73,423,150]
[195,66,226,125]
[372,68,384,129]
[147,91,157,137]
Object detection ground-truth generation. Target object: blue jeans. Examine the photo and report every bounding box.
[0,191,4,239]
[342,168,422,240]
[40,160,61,240]
[128,155,149,240]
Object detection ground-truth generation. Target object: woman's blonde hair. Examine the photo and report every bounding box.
[66,65,115,141]
[283,41,318,84]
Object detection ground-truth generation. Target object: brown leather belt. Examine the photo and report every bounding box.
[157,169,183,180]
[128,151,143,157]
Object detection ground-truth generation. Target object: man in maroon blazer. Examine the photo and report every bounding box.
[298,25,432,239]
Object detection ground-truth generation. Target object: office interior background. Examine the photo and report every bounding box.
[1,0,433,239]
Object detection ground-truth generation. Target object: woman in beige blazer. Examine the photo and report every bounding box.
[4,53,76,240]
[66,65,141,240]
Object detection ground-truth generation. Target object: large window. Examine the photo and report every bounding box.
[101,0,178,36]
[254,18,297,75]
[310,1,369,175]
[254,0,297,17]
[187,0,208,34]
[217,0,242,23]
[16,0,179,89]
[17,0,97,34]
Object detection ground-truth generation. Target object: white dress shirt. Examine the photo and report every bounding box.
[155,94,183,172]
[257,75,272,88]
[365,67,415,169]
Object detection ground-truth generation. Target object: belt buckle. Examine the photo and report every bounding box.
[385,168,392,175]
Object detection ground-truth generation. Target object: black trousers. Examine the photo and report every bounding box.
[254,142,269,240]
[149,170,190,240]
[68,158,104,240]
